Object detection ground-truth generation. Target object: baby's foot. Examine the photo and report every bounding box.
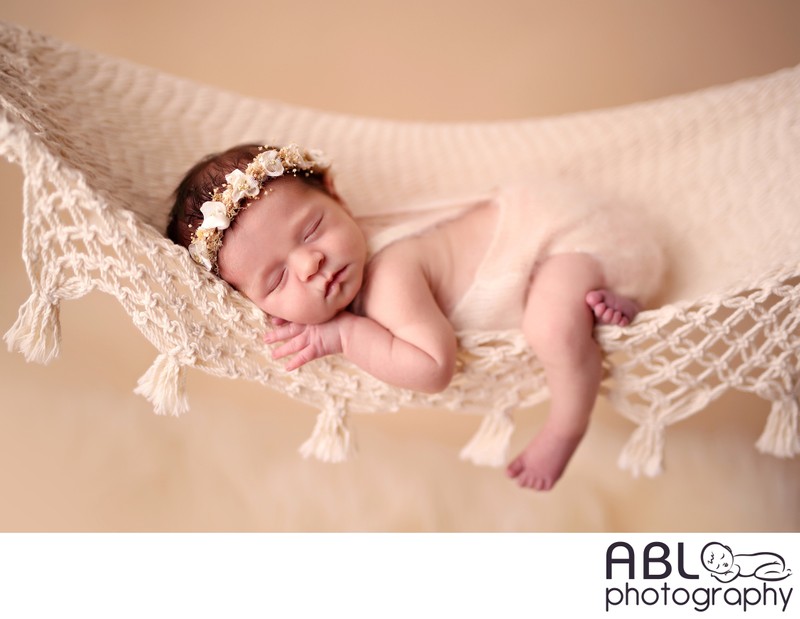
[585,289,639,326]
[506,426,584,491]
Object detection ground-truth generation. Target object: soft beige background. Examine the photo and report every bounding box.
[1,0,799,531]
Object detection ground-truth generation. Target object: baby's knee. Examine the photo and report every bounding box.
[523,304,596,364]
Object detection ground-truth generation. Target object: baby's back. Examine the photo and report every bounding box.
[363,198,498,321]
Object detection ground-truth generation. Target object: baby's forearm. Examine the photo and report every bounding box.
[337,313,454,393]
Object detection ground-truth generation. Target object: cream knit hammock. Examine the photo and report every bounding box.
[2,22,798,476]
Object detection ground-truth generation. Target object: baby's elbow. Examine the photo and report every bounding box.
[419,373,451,394]
[419,355,456,394]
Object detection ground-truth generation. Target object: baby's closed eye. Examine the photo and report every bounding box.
[266,268,286,294]
[303,216,322,242]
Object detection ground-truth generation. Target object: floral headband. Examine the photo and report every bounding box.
[188,143,331,273]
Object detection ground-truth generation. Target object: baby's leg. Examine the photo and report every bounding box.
[508,253,606,490]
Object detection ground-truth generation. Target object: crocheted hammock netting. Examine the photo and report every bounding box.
[1,22,798,475]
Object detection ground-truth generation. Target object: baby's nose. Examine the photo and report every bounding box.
[292,248,324,281]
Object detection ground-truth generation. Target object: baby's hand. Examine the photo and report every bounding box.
[264,313,350,371]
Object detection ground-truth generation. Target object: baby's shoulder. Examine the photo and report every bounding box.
[367,228,432,273]
[356,238,431,313]
[366,236,428,288]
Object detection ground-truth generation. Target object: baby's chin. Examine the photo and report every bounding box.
[272,289,357,325]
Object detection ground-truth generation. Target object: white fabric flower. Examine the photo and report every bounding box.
[225,169,260,202]
[307,148,330,169]
[281,143,312,169]
[199,200,230,231]
[256,149,285,177]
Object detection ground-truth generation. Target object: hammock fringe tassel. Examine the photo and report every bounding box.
[617,423,664,477]
[459,409,515,467]
[134,352,189,417]
[299,403,355,463]
[4,291,61,364]
[756,395,800,458]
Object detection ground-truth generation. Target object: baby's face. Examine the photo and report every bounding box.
[702,543,733,574]
[217,176,367,324]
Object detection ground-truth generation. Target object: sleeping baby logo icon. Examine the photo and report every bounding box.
[701,542,792,583]
[604,539,795,613]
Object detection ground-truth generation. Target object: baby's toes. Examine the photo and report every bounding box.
[593,302,608,318]
[507,457,525,479]
[517,471,537,488]
[586,290,604,306]
[537,477,555,491]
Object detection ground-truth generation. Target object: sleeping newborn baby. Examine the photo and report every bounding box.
[168,143,664,490]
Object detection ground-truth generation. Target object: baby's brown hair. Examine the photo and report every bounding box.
[168,143,329,250]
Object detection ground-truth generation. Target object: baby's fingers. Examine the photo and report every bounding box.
[284,346,318,372]
[271,335,309,361]
[264,322,305,344]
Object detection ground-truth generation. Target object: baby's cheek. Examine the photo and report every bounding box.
[255,296,279,318]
